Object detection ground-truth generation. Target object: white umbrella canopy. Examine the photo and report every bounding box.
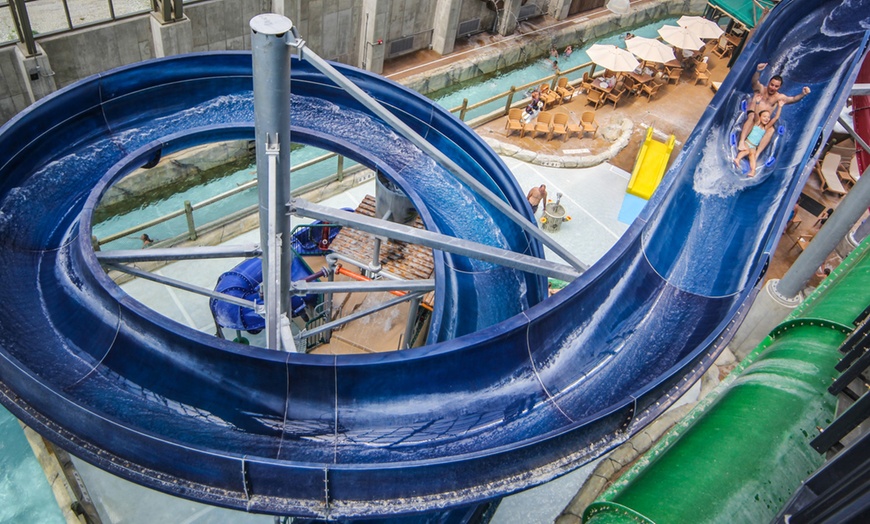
[586,44,640,72]
[677,15,725,40]
[625,36,677,64]
[657,25,705,51]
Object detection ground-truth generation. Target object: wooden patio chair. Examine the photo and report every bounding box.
[622,76,638,96]
[585,89,604,110]
[694,62,710,85]
[566,121,583,140]
[664,65,683,84]
[640,81,662,102]
[505,108,526,137]
[532,111,553,139]
[551,113,569,141]
[580,111,598,137]
[555,77,576,102]
[816,153,846,196]
[790,232,815,253]
[580,72,594,93]
[540,83,561,108]
[605,86,627,110]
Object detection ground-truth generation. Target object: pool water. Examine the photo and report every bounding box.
[431,17,680,120]
[93,145,355,251]
[0,406,65,524]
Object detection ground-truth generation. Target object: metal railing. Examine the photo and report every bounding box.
[95,152,366,248]
[447,60,600,125]
[94,60,602,249]
[1,0,203,53]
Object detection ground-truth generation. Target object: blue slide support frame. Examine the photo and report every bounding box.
[0,0,868,518]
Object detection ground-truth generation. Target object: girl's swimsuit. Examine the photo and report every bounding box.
[746,125,765,148]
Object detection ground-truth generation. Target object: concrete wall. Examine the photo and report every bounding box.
[0,0,708,125]
[283,0,361,64]
[402,0,707,96]
[383,0,436,53]
[457,0,497,37]
[188,0,271,52]
[39,17,153,90]
[0,46,29,123]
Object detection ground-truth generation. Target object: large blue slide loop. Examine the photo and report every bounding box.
[0,0,868,518]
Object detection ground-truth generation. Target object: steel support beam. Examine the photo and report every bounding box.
[292,279,435,295]
[776,162,870,298]
[297,292,427,343]
[95,244,260,263]
[293,199,581,282]
[837,115,870,156]
[105,263,258,310]
[286,28,587,273]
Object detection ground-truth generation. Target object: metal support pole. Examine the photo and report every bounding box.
[265,137,284,350]
[402,295,422,350]
[251,14,294,350]
[776,163,870,299]
[371,236,382,278]
[295,199,581,282]
[9,0,37,57]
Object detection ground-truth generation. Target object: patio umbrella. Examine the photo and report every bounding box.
[657,25,705,50]
[586,44,640,72]
[677,15,725,40]
[625,36,676,64]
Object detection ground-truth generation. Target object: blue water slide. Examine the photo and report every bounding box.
[209,256,319,333]
[0,0,867,519]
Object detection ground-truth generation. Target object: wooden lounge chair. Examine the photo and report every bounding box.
[694,62,710,85]
[585,89,604,110]
[551,113,569,141]
[605,86,627,110]
[816,153,846,196]
[837,155,860,187]
[540,84,560,108]
[580,111,598,137]
[532,111,553,139]
[555,77,576,102]
[640,81,662,102]
[505,108,526,137]
[712,34,734,58]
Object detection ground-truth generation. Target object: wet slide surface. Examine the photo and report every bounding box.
[1,0,868,518]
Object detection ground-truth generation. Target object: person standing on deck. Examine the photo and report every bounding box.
[527,185,548,216]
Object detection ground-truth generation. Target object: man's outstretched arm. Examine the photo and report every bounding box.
[783,86,811,104]
[751,63,767,92]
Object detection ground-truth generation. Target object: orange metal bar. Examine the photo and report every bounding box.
[335,266,433,311]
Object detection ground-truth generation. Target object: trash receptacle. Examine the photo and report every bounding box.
[541,193,567,233]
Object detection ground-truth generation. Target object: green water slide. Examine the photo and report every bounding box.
[583,236,870,524]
